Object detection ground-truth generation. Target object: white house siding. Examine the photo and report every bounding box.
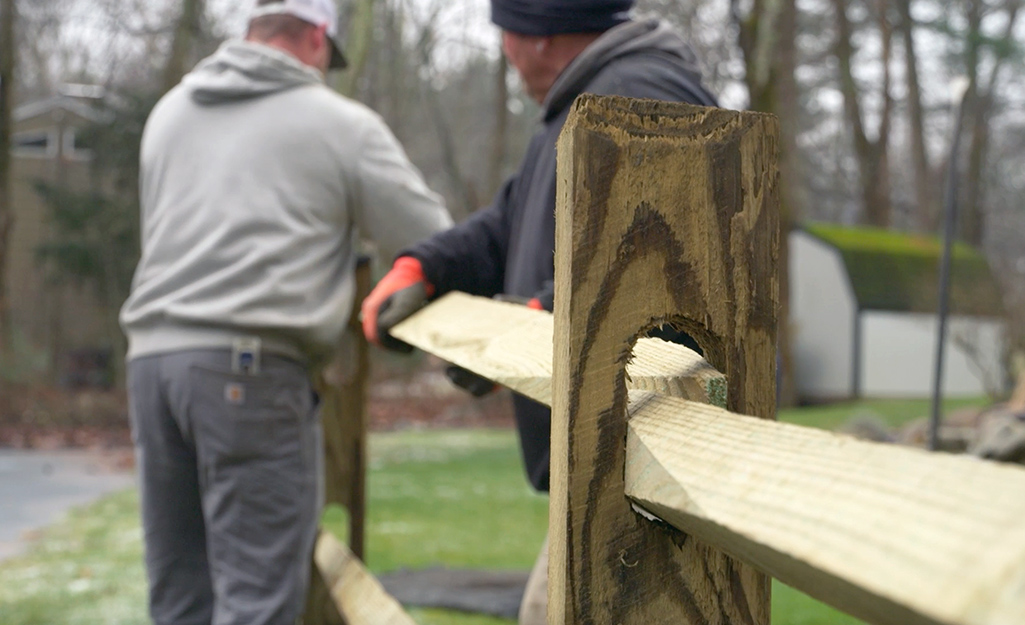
[860,312,1005,397]
[790,231,857,400]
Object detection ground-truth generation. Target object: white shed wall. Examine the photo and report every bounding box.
[789,232,857,399]
[861,312,1005,397]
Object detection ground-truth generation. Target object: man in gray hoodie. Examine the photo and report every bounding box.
[360,1,716,623]
[120,1,451,623]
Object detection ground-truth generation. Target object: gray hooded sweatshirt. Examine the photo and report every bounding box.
[120,41,452,363]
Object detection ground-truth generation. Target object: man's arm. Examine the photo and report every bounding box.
[401,177,515,299]
[352,115,453,260]
[362,176,518,350]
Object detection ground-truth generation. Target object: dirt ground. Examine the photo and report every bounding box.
[0,356,515,454]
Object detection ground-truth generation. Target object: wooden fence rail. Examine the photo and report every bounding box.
[390,292,727,408]
[389,95,1025,625]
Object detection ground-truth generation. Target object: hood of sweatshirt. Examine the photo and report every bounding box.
[184,40,324,106]
[543,17,706,121]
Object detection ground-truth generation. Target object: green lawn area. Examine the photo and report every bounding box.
[0,396,988,624]
[778,395,989,431]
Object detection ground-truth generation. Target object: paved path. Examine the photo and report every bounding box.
[0,449,135,561]
[0,450,530,618]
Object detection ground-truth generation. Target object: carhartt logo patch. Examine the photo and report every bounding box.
[225,383,245,405]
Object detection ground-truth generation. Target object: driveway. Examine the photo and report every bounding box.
[0,449,135,561]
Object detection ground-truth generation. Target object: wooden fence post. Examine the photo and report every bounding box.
[550,95,780,624]
[323,255,372,560]
[305,255,372,625]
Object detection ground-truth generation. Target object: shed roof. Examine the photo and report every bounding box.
[14,94,107,125]
[802,223,1005,317]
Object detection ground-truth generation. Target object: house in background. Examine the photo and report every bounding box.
[7,89,114,384]
[790,223,1006,401]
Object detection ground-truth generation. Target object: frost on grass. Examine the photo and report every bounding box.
[0,489,149,625]
[370,430,517,467]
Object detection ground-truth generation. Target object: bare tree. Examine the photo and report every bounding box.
[896,0,937,232]
[961,0,1022,246]
[371,0,410,138]
[732,0,801,406]
[408,0,478,219]
[163,0,206,93]
[14,0,63,99]
[0,0,16,359]
[487,48,508,199]
[335,0,375,98]
[830,0,895,228]
[639,0,745,98]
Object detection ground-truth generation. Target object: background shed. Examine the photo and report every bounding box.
[790,223,1006,401]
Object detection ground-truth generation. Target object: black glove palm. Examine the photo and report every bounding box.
[376,282,429,353]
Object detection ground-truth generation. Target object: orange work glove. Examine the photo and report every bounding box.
[361,257,434,353]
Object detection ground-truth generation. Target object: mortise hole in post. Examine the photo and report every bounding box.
[621,315,729,410]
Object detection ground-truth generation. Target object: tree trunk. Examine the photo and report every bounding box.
[867,0,894,228]
[774,0,800,408]
[416,18,476,220]
[830,0,894,228]
[734,0,801,407]
[335,0,375,98]
[896,0,936,231]
[424,81,477,219]
[487,50,509,199]
[163,0,205,94]
[382,2,407,140]
[960,0,1021,247]
[959,0,983,245]
[963,96,990,247]
[0,0,16,361]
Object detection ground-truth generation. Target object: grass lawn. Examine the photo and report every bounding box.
[0,396,988,624]
[778,395,989,431]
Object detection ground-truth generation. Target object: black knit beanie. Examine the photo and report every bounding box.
[491,0,634,36]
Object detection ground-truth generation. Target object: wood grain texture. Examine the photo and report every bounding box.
[314,531,419,625]
[318,258,371,557]
[304,559,345,625]
[625,391,1025,625]
[550,95,779,624]
[306,260,371,625]
[390,291,727,407]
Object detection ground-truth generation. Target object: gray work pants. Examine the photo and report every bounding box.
[128,349,322,625]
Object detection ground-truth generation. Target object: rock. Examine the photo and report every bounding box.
[837,413,894,443]
[895,412,978,453]
[943,406,986,429]
[897,418,928,448]
[1008,370,1025,412]
[969,407,1025,465]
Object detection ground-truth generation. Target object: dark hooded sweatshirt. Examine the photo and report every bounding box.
[403,18,717,491]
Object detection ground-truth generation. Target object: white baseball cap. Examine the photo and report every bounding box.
[250,0,348,69]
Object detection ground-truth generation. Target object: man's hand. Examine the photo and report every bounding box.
[445,365,497,397]
[361,257,433,353]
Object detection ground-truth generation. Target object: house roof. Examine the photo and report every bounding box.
[14,94,108,125]
[802,223,1005,317]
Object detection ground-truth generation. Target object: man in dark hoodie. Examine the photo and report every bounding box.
[122,1,451,624]
[361,1,717,622]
